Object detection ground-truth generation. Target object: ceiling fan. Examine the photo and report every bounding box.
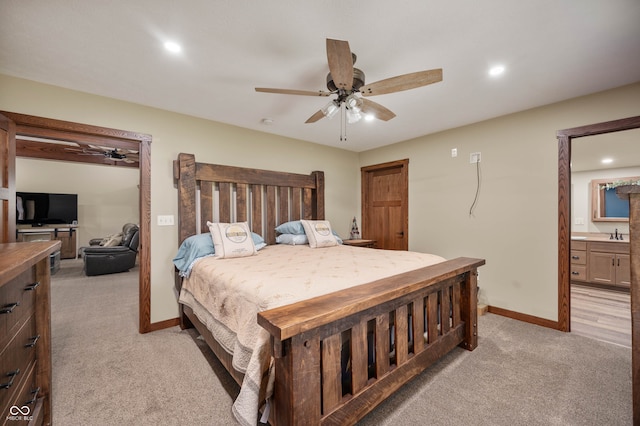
[65,145,139,163]
[255,38,443,131]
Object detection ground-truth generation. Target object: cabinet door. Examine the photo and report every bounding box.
[588,252,615,284]
[615,254,631,287]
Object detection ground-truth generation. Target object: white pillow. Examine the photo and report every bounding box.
[276,233,309,245]
[207,221,257,259]
[300,220,338,248]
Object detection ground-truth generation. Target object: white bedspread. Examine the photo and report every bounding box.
[179,244,445,426]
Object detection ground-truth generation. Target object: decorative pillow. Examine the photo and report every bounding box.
[300,220,338,248]
[275,220,305,235]
[101,232,123,247]
[252,232,267,251]
[173,233,216,276]
[207,221,257,259]
[275,233,309,245]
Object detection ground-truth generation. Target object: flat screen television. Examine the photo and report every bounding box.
[16,192,78,225]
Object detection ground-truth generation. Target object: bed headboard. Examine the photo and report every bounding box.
[173,153,325,245]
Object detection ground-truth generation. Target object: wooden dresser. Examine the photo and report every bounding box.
[1,241,59,426]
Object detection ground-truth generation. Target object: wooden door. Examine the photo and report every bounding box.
[0,114,16,243]
[361,159,408,250]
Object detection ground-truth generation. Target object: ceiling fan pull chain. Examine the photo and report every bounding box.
[340,102,344,141]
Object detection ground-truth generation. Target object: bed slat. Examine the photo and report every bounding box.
[200,182,213,232]
[441,285,451,334]
[351,319,369,394]
[266,186,277,244]
[219,182,231,223]
[251,184,263,237]
[236,183,247,222]
[395,305,409,365]
[412,297,425,353]
[375,314,390,377]
[321,333,342,413]
[427,293,439,344]
[292,188,302,220]
[279,187,289,225]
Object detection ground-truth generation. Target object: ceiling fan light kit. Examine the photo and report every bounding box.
[255,38,443,140]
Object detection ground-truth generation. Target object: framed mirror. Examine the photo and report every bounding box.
[591,176,640,221]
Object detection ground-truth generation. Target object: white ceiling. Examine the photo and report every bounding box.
[1,1,639,152]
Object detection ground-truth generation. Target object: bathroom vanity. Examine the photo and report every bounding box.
[571,235,630,289]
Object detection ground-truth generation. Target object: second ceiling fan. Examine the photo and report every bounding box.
[255,38,443,125]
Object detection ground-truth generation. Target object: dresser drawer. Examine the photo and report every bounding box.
[1,360,39,425]
[0,314,38,411]
[570,250,587,265]
[0,268,40,349]
[570,265,587,282]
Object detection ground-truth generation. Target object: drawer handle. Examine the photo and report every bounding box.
[0,302,20,315]
[25,387,41,405]
[25,334,41,348]
[571,255,580,260]
[571,271,580,275]
[0,369,20,390]
[24,281,40,291]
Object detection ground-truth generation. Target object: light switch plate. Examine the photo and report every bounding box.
[157,215,174,226]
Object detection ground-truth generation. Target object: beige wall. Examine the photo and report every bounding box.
[359,82,640,320]
[0,74,360,323]
[3,73,639,324]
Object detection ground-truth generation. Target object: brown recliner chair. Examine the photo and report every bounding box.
[82,223,139,276]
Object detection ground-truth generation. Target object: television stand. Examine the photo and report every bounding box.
[16,224,78,259]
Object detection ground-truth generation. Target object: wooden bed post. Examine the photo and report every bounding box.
[173,153,197,329]
[175,153,198,243]
[460,269,479,350]
[273,333,322,425]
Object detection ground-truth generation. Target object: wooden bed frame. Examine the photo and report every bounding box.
[173,153,485,425]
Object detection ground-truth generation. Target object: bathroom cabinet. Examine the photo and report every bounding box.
[571,239,630,289]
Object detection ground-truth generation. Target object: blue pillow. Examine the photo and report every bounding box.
[275,220,305,235]
[275,220,343,243]
[174,231,266,276]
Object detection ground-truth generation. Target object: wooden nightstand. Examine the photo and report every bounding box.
[343,239,376,248]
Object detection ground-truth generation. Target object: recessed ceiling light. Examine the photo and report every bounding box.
[164,41,182,53]
[601,158,614,164]
[261,118,274,125]
[488,65,505,77]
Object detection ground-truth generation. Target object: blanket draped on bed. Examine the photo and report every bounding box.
[179,244,445,426]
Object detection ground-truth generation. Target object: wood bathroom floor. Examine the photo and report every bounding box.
[571,283,631,348]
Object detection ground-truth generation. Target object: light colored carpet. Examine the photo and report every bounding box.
[51,259,632,425]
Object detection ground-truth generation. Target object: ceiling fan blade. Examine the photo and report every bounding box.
[360,68,443,96]
[255,88,332,97]
[360,99,396,121]
[305,110,326,123]
[326,39,353,91]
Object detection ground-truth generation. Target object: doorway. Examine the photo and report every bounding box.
[361,159,409,250]
[1,111,153,333]
[557,115,640,423]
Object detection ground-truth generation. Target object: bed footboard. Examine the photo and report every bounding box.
[258,256,484,425]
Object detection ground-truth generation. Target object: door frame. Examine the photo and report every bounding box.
[557,115,640,424]
[556,115,640,331]
[361,159,409,250]
[1,111,154,333]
